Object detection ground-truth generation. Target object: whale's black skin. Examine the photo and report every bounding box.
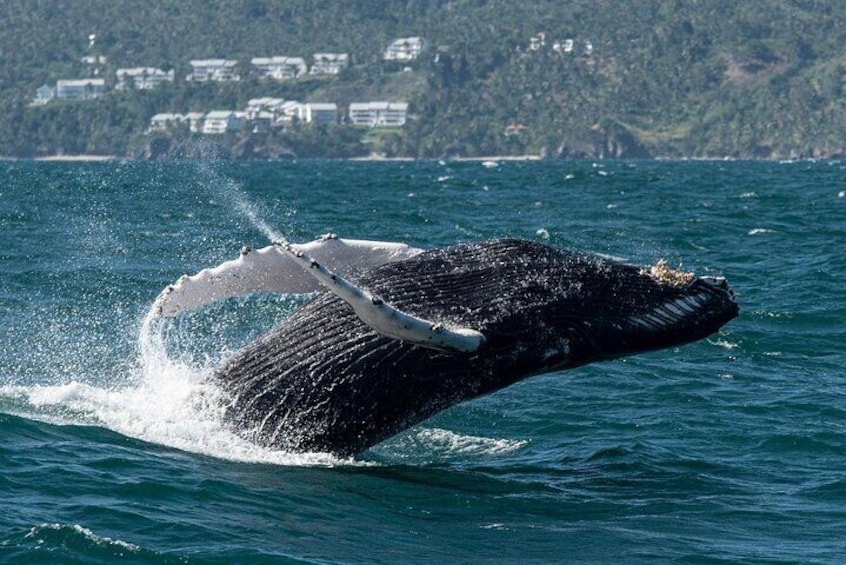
[215,239,738,456]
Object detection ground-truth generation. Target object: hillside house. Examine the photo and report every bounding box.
[251,57,307,80]
[504,124,529,137]
[148,112,205,133]
[383,37,425,62]
[277,101,305,123]
[310,53,349,75]
[81,55,108,76]
[249,111,275,133]
[202,111,247,134]
[245,97,287,120]
[552,39,574,53]
[116,67,175,90]
[148,113,184,132]
[302,103,338,124]
[349,102,408,127]
[185,112,206,133]
[30,85,55,106]
[55,79,106,100]
[529,32,546,51]
[188,59,240,82]
[81,55,108,66]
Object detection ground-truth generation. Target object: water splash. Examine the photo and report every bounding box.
[234,198,285,243]
[1,308,347,466]
[0,160,354,465]
[193,159,287,243]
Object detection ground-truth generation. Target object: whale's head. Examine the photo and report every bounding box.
[527,253,740,369]
[605,270,739,358]
[465,243,739,379]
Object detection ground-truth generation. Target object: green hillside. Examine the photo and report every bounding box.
[2,0,845,159]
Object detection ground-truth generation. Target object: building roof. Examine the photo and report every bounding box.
[350,101,407,111]
[190,59,237,67]
[116,67,173,77]
[251,56,306,66]
[205,110,236,119]
[313,53,349,60]
[56,78,106,87]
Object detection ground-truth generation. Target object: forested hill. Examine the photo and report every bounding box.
[2,0,845,160]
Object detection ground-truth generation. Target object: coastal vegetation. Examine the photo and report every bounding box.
[1,0,845,160]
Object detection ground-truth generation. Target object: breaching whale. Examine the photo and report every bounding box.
[154,235,738,456]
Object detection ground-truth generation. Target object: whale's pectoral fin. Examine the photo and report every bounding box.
[276,242,485,353]
[154,235,423,317]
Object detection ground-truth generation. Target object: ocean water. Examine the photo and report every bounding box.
[0,159,843,564]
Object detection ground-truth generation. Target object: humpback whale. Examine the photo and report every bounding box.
[154,236,738,456]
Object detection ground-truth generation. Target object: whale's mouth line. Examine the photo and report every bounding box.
[624,276,737,334]
[626,298,705,331]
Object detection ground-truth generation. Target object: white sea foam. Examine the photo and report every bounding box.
[375,427,528,460]
[709,338,738,350]
[416,428,528,456]
[25,523,141,553]
[0,308,348,467]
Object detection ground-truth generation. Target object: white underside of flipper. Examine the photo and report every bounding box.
[275,242,485,353]
[154,235,423,317]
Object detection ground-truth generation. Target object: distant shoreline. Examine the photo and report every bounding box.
[34,154,119,162]
[348,154,543,162]
[5,154,545,163]
[1,154,838,164]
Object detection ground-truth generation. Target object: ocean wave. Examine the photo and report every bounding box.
[0,523,153,564]
[370,427,528,464]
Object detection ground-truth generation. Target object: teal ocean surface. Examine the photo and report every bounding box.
[1,160,844,563]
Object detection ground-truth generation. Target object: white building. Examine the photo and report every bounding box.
[277,101,304,123]
[310,53,349,75]
[251,57,307,80]
[302,103,338,124]
[81,55,108,67]
[185,112,206,133]
[383,37,425,62]
[202,111,247,134]
[148,112,205,133]
[529,32,546,51]
[249,110,276,133]
[55,79,106,100]
[81,55,108,75]
[31,84,55,106]
[348,101,408,128]
[148,113,184,132]
[245,97,287,120]
[552,39,574,54]
[188,59,240,82]
[116,67,175,90]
